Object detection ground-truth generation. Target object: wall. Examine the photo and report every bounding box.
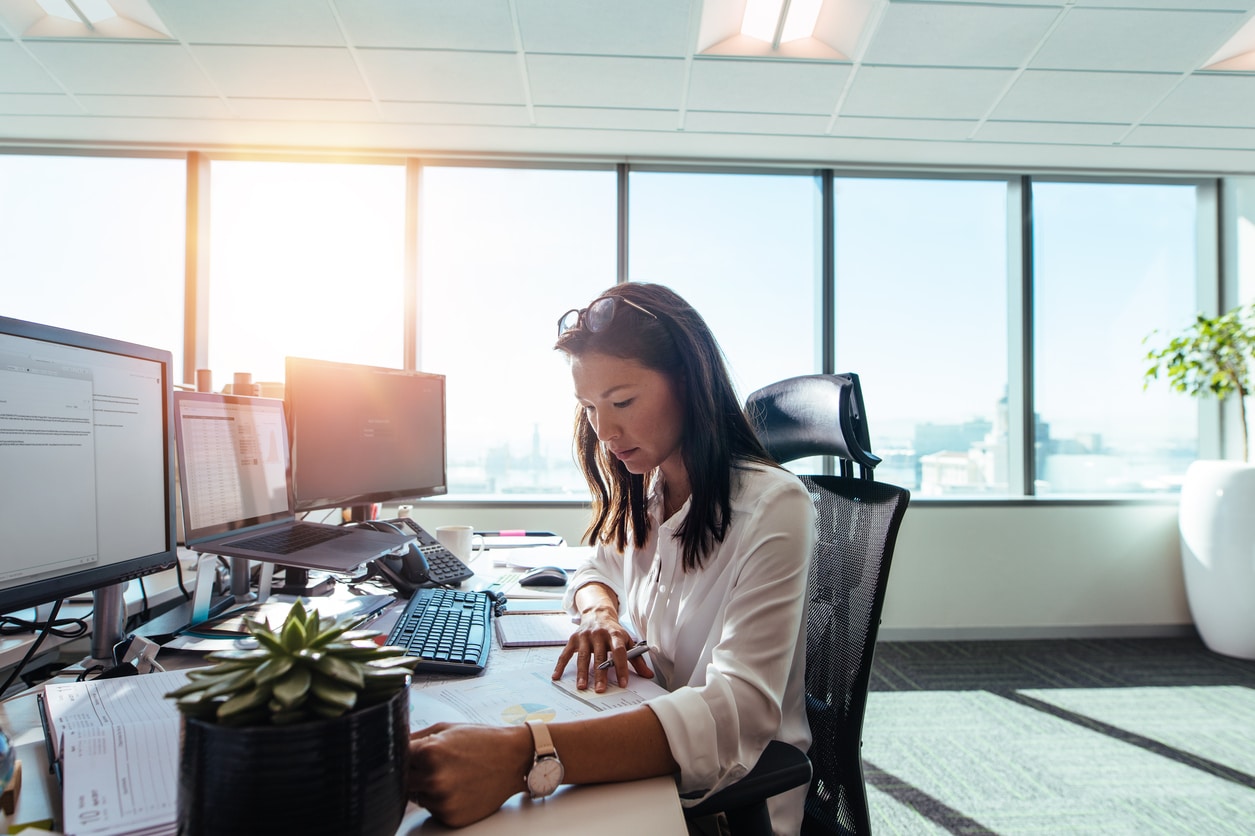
[405,500,1191,641]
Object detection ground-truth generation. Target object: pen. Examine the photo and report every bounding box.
[597,640,648,670]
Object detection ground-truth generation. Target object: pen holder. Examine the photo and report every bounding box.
[176,686,409,836]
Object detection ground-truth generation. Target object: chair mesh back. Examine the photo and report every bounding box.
[800,475,909,836]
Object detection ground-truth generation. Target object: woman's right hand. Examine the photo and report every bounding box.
[552,584,652,691]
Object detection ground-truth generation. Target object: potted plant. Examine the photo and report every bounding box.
[1144,301,1255,659]
[166,599,419,835]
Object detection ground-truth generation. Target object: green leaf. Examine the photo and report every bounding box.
[217,684,273,721]
[312,653,365,688]
[309,673,358,712]
[272,665,313,709]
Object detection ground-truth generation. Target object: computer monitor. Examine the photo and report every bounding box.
[0,315,178,660]
[285,356,447,519]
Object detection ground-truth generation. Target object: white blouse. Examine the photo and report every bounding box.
[564,462,815,835]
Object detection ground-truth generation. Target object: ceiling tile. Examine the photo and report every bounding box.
[228,98,380,121]
[684,111,832,134]
[149,0,344,46]
[356,49,525,104]
[992,70,1179,123]
[0,43,61,94]
[1125,123,1255,148]
[687,59,850,115]
[974,120,1129,144]
[1074,0,1252,9]
[24,42,217,97]
[862,2,1060,68]
[334,0,518,50]
[190,45,369,99]
[0,93,79,115]
[380,101,531,125]
[1143,73,1255,128]
[534,106,679,130]
[841,66,1014,120]
[827,115,976,141]
[81,95,232,119]
[514,0,694,57]
[1031,8,1245,72]
[526,55,686,109]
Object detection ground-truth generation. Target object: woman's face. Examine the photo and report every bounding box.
[571,351,685,480]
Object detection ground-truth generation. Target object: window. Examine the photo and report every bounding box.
[0,154,185,372]
[418,166,617,497]
[834,177,1010,495]
[1032,181,1200,495]
[207,160,406,384]
[628,171,823,396]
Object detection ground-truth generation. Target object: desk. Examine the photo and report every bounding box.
[0,567,688,835]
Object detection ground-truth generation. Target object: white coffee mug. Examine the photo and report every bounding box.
[435,525,486,564]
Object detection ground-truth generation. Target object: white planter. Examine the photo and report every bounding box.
[1179,460,1255,660]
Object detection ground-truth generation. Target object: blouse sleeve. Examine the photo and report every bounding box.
[562,540,625,614]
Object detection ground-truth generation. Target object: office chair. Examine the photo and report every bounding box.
[684,374,910,836]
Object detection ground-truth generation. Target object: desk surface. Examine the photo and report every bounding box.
[0,559,688,835]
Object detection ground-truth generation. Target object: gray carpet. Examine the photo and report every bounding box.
[860,638,1255,835]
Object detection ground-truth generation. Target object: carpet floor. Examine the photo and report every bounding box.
[859,638,1255,835]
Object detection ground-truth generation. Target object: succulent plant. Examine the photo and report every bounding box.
[167,599,419,727]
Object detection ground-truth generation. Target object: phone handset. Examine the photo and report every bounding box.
[353,521,433,597]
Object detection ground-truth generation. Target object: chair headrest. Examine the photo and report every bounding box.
[745,373,881,470]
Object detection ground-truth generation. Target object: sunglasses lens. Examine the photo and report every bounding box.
[558,309,581,334]
[586,297,616,332]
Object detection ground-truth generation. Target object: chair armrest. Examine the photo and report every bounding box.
[682,740,812,818]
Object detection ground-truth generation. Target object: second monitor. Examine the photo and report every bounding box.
[285,356,448,520]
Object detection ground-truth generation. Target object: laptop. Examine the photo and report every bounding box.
[173,391,413,572]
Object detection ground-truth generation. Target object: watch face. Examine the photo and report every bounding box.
[527,756,564,798]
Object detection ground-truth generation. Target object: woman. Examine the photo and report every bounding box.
[408,283,815,834]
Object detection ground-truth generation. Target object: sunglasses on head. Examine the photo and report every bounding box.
[557,295,657,336]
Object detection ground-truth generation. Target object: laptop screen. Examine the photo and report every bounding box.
[174,392,293,541]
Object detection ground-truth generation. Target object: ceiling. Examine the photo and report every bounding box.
[2,0,1255,174]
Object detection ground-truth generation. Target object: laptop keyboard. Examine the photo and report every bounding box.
[227,524,350,555]
[386,586,492,675]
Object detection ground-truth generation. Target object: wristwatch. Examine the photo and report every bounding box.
[524,719,564,800]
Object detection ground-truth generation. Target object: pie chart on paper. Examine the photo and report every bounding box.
[501,703,557,725]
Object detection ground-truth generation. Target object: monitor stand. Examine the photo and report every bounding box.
[271,504,375,597]
[90,583,127,665]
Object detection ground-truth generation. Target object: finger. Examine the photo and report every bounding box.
[552,642,575,681]
[576,645,591,690]
[630,655,655,678]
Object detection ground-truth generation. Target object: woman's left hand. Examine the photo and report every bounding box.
[408,722,532,827]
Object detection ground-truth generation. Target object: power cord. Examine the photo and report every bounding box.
[0,599,75,695]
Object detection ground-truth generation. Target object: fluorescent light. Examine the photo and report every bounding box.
[779,0,823,44]
[742,0,786,42]
[741,0,823,46]
[35,0,115,24]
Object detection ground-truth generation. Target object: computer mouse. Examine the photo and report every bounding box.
[519,565,569,587]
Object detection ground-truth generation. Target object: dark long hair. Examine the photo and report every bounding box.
[554,283,773,571]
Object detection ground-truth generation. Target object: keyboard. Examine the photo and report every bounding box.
[386,586,492,675]
[383,517,475,586]
[227,524,349,555]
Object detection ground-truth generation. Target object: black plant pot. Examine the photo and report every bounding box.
[177,687,410,836]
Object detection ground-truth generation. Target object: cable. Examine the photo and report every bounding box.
[0,599,69,695]
[0,608,89,639]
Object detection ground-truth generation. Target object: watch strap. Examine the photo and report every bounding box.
[526,718,556,757]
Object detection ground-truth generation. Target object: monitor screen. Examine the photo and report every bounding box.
[285,357,447,513]
[0,315,177,614]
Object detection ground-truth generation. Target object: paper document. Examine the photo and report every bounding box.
[43,669,191,836]
[408,668,669,731]
[491,545,595,572]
